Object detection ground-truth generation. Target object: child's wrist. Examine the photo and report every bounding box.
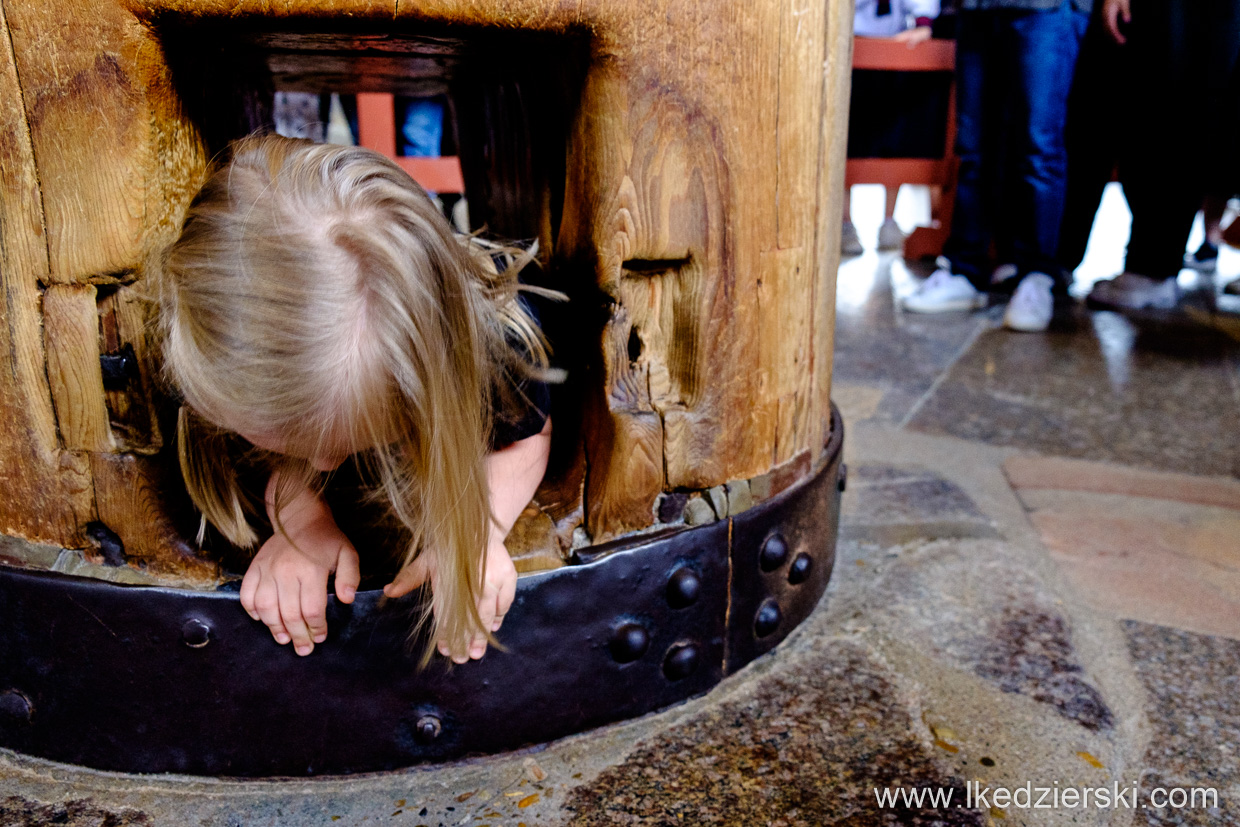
[488,524,509,547]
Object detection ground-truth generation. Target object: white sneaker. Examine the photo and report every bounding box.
[1086,272,1179,310]
[901,264,986,314]
[1003,273,1055,332]
[877,218,905,251]
[841,221,864,256]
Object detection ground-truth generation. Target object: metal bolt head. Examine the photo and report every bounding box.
[415,715,442,743]
[754,598,782,638]
[182,618,211,648]
[0,690,32,724]
[788,553,813,585]
[666,567,701,609]
[759,534,788,572]
[662,643,700,681]
[609,622,650,664]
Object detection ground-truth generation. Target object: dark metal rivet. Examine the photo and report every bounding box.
[666,567,701,609]
[609,622,650,663]
[182,618,211,648]
[754,598,782,638]
[760,534,788,572]
[415,715,442,743]
[838,463,848,492]
[0,690,33,724]
[662,643,700,681]
[788,553,812,585]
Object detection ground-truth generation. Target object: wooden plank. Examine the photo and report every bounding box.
[356,92,398,156]
[0,5,95,546]
[90,452,218,586]
[776,0,828,252]
[583,303,663,541]
[6,0,207,285]
[133,0,396,21]
[44,285,115,453]
[810,0,854,455]
[852,36,955,71]
[846,157,950,187]
[395,157,466,194]
[5,0,152,282]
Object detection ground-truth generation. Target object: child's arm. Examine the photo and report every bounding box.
[384,416,552,662]
[239,469,361,656]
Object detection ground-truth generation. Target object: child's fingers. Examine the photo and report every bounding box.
[335,545,360,604]
[383,554,431,599]
[253,579,290,645]
[495,575,516,631]
[239,566,261,621]
[277,577,315,656]
[476,588,497,643]
[302,580,329,645]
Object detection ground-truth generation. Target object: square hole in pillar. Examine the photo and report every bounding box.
[156,17,596,578]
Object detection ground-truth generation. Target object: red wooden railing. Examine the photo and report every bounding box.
[356,92,466,194]
[845,37,956,259]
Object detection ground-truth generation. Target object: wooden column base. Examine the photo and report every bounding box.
[0,408,843,778]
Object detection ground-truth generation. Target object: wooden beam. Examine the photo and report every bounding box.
[44,285,115,453]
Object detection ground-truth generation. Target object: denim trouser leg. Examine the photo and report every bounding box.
[942,12,997,288]
[1008,3,1089,278]
[944,5,1087,288]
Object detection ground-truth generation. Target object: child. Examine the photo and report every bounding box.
[157,134,559,665]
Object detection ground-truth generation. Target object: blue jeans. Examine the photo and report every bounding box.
[944,2,1089,288]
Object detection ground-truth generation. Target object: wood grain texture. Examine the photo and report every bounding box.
[0,0,848,567]
[582,302,664,541]
[6,1,149,282]
[43,285,116,452]
[810,0,852,458]
[90,452,218,585]
[0,5,95,546]
[4,0,208,285]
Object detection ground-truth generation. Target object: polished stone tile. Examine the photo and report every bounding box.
[841,464,998,545]
[1025,489,1240,640]
[1004,455,1240,511]
[905,307,1240,477]
[834,255,997,425]
[562,640,985,826]
[1124,622,1239,825]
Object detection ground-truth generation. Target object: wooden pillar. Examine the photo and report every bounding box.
[0,0,849,578]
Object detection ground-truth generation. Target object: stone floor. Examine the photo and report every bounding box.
[3,187,1239,825]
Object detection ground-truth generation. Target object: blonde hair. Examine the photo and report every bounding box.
[158,134,556,659]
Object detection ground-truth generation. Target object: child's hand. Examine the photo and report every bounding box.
[383,534,517,664]
[240,507,360,657]
[1102,0,1130,44]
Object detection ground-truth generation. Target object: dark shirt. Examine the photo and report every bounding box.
[488,292,553,451]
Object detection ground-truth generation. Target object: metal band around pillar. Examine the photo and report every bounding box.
[0,406,843,777]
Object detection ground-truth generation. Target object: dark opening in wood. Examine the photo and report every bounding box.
[151,17,595,578]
